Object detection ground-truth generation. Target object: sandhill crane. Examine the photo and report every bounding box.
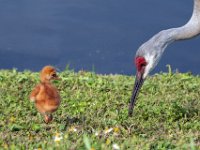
[128,0,200,116]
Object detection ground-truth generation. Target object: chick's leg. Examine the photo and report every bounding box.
[44,114,53,124]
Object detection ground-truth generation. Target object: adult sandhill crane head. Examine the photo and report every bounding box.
[128,0,200,116]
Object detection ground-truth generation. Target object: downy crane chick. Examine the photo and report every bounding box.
[30,66,61,123]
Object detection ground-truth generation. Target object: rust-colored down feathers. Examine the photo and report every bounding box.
[30,66,61,123]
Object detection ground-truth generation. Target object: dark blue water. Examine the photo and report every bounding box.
[0,0,199,75]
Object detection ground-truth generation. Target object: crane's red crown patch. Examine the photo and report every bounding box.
[135,56,147,72]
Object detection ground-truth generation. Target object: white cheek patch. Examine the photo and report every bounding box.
[143,54,154,78]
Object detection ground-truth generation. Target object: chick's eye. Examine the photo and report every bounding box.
[51,73,57,77]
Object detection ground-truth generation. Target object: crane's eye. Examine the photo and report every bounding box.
[140,62,146,67]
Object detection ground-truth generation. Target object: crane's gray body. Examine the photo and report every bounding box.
[136,0,200,78]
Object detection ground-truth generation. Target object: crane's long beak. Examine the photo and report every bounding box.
[128,72,144,116]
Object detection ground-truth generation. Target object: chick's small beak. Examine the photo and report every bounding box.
[128,71,144,116]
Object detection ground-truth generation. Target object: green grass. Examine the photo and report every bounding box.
[0,68,200,149]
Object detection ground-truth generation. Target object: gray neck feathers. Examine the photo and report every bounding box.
[136,0,200,76]
[148,0,200,51]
